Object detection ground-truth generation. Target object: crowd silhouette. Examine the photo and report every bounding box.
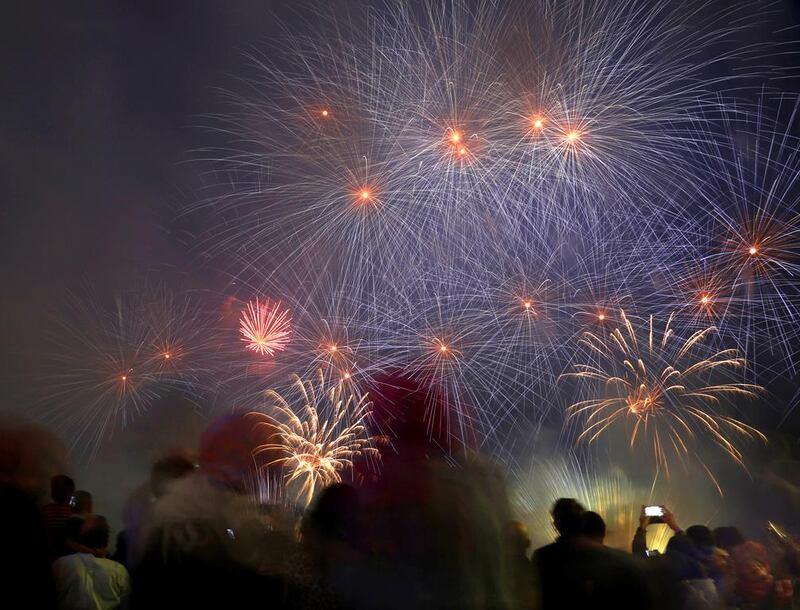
[2,378,799,610]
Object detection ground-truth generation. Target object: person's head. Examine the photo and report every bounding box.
[50,474,75,504]
[72,490,92,515]
[551,498,585,538]
[305,483,360,545]
[713,526,745,551]
[150,453,195,498]
[504,520,531,553]
[581,510,606,544]
[687,525,715,551]
[732,541,774,603]
[666,533,707,580]
[80,515,110,550]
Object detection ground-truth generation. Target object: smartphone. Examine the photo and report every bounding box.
[69,495,76,508]
[645,505,665,524]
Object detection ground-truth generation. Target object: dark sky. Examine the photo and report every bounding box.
[1,1,287,400]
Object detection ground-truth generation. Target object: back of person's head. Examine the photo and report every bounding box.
[504,520,531,552]
[72,490,92,515]
[687,525,715,550]
[666,533,707,580]
[306,483,360,544]
[581,510,606,543]
[713,526,745,551]
[80,515,110,550]
[551,498,585,537]
[151,453,195,498]
[50,474,75,504]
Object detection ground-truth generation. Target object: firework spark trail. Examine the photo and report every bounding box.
[248,369,382,508]
[692,99,800,374]
[40,282,214,461]
[191,0,778,284]
[562,310,766,488]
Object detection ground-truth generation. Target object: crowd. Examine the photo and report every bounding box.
[2,381,799,610]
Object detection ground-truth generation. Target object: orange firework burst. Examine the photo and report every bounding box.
[718,211,800,281]
[249,370,381,507]
[562,310,765,488]
[239,298,292,356]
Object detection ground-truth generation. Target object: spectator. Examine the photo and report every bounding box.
[531,498,585,609]
[132,412,288,610]
[62,491,101,557]
[582,510,606,545]
[52,515,130,610]
[112,452,196,568]
[43,474,75,558]
[713,526,745,552]
[503,521,538,610]
[663,533,722,610]
[731,541,793,609]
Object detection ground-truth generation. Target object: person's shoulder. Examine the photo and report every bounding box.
[96,558,130,578]
[532,541,559,559]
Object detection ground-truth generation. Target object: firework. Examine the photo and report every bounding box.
[562,310,766,488]
[39,282,214,460]
[239,298,292,356]
[248,369,381,507]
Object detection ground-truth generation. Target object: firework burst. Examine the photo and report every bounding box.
[239,298,293,356]
[248,369,381,507]
[562,310,766,488]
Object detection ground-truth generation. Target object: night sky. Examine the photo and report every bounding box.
[4,0,800,531]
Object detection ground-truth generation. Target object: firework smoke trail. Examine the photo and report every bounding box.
[40,282,215,460]
[562,310,766,491]
[248,369,382,508]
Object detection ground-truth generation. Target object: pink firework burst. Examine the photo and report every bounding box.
[240,298,292,356]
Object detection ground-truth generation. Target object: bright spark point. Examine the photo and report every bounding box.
[439,344,448,352]
[565,130,581,143]
[532,117,544,130]
[749,246,758,255]
[121,375,127,381]
[700,295,710,304]
[321,109,329,117]
[343,372,351,380]
[450,131,461,144]
[329,344,338,352]
[458,147,467,156]
[524,300,532,309]
[597,313,605,321]
[163,353,171,359]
